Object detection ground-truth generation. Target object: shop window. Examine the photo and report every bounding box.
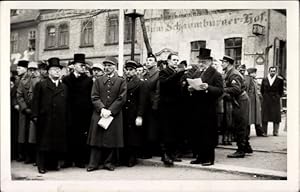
[190,40,206,64]
[58,23,69,48]
[81,19,94,47]
[224,37,242,65]
[46,26,57,48]
[11,32,18,53]
[274,38,286,79]
[106,15,133,44]
[28,30,36,51]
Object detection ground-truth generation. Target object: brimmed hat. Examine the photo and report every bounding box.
[70,53,86,65]
[197,48,212,60]
[47,57,63,70]
[247,67,257,74]
[92,63,104,71]
[220,55,235,65]
[17,60,29,68]
[38,61,48,70]
[103,56,118,65]
[28,61,38,69]
[125,60,138,69]
[238,64,246,70]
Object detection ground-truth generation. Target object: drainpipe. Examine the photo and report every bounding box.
[264,9,271,77]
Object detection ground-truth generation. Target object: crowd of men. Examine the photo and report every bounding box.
[10,48,285,174]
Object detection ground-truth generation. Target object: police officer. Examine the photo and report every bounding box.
[220,56,253,158]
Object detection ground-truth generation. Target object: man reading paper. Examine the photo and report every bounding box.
[184,48,223,166]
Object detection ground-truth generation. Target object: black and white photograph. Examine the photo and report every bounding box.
[1,1,299,192]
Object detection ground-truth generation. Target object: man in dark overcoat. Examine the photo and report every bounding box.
[244,67,264,136]
[184,48,223,166]
[221,56,253,158]
[140,53,160,159]
[16,61,41,164]
[62,53,93,168]
[159,53,186,166]
[261,66,284,136]
[121,60,146,167]
[87,56,127,172]
[31,57,68,174]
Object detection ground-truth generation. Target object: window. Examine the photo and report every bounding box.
[81,19,94,47]
[190,40,206,64]
[11,32,18,53]
[224,37,242,65]
[28,30,36,51]
[46,26,57,48]
[58,24,69,47]
[106,15,133,44]
[11,10,18,16]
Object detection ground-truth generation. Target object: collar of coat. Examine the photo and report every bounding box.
[225,67,243,81]
[127,75,140,91]
[146,66,159,78]
[46,77,63,91]
[103,74,117,85]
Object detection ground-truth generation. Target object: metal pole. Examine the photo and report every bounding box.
[131,16,136,60]
[118,9,124,76]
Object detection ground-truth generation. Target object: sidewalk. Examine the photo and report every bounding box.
[140,114,287,179]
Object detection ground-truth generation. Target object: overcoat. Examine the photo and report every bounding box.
[185,66,224,150]
[142,66,160,142]
[16,74,40,143]
[261,75,284,123]
[31,78,68,152]
[87,74,127,148]
[62,73,93,150]
[122,76,146,147]
[159,66,185,144]
[245,75,262,125]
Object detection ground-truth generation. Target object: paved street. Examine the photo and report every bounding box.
[11,115,287,181]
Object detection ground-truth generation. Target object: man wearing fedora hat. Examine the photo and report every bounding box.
[32,57,68,174]
[87,56,127,172]
[183,48,223,166]
[62,53,93,168]
[16,60,41,165]
[244,67,264,136]
[221,55,253,158]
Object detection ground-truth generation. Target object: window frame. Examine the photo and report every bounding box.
[80,18,94,48]
[28,30,36,51]
[11,32,18,53]
[224,37,242,65]
[45,24,57,49]
[190,40,206,64]
[58,22,69,48]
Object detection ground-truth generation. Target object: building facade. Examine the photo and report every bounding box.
[10,9,40,64]
[37,9,143,66]
[141,9,286,79]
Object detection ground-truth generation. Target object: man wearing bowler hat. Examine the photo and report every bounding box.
[87,56,127,171]
[220,55,253,158]
[62,53,93,168]
[32,57,68,174]
[184,48,223,166]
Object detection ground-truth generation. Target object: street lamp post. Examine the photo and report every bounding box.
[124,9,144,60]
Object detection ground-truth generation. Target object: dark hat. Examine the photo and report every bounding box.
[125,60,138,69]
[103,56,118,65]
[197,48,212,60]
[71,53,86,64]
[247,67,257,74]
[17,60,29,68]
[238,64,246,70]
[47,57,63,70]
[178,60,187,68]
[147,52,157,60]
[136,62,143,68]
[38,61,48,70]
[220,55,235,65]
